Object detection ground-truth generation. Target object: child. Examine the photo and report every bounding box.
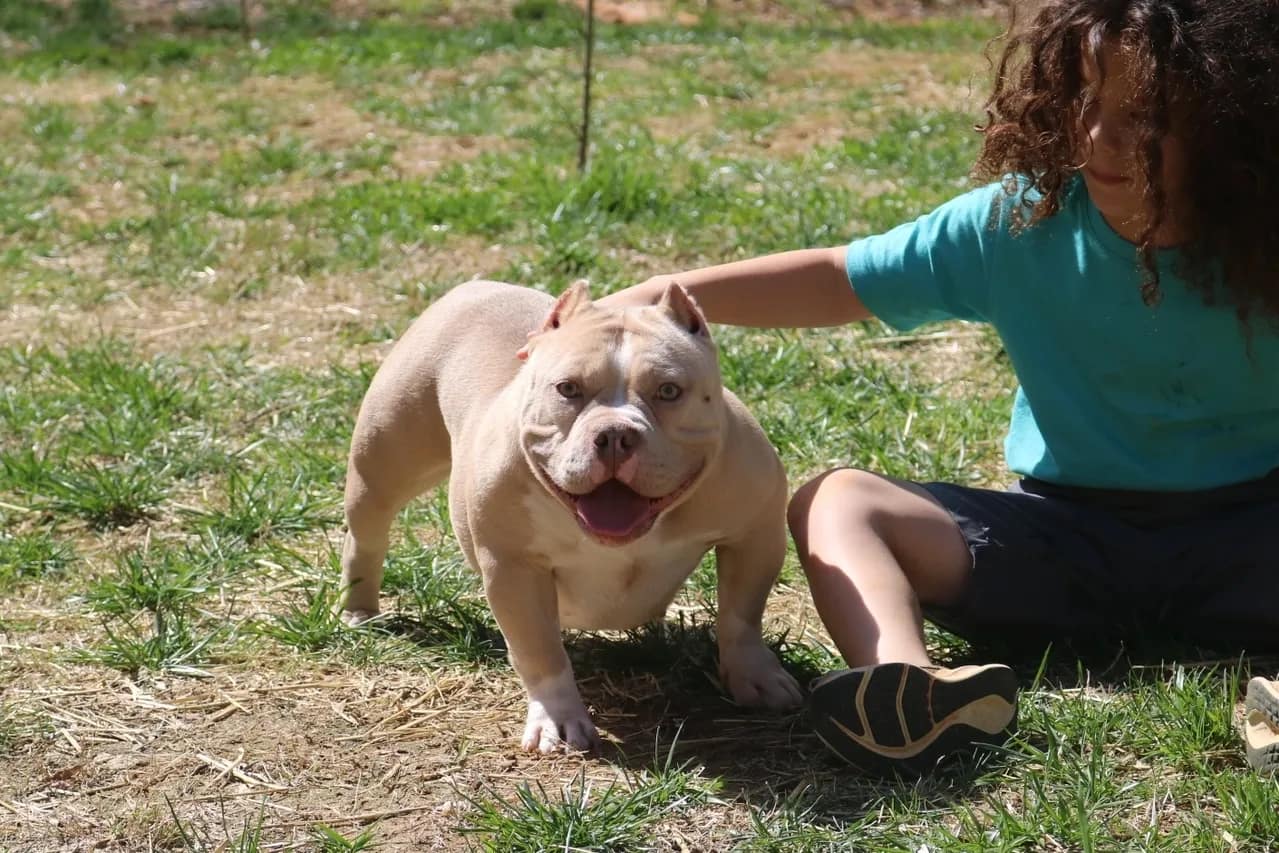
[600,0,1279,777]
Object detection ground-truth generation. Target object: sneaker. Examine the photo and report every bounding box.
[1244,677,1279,776]
[808,662,1018,777]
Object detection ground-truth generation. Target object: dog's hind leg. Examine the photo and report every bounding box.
[338,382,451,624]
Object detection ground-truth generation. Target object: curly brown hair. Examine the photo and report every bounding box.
[974,0,1279,318]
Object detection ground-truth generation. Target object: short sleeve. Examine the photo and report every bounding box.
[845,183,1006,331]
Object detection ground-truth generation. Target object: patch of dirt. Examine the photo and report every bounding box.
[113,0,530,29]
[233,75,516,181]
[47,180,151,229]
[18,244,115,282]
[328,0,522,27]
[0,238,513,368]
[757,109,876,155]
[390,133,511,177]
[0,659,505,850]
[0,105,20,138]
[95,73,515,188]
[574,0,700,26]
[0,76,125,107]
[640,107,720,142]
[0,578,855,852]
[410,49,531,91]
[239,76,389,152]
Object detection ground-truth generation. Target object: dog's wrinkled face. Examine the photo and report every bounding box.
[517,281,725,545]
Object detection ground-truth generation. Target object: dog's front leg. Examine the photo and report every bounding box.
[481,556,601,754]
[714,506,803,711]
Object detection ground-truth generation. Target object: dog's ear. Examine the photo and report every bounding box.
[517,279,592,361]
[540,279,592,331]
[657,281,710,339]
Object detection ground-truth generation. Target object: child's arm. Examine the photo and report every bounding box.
[597,246,872,328]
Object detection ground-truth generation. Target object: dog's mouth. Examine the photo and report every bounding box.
[546,469,702,545]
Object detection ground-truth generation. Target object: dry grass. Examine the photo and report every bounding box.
[0,237,510,366]
[2,567,844,850]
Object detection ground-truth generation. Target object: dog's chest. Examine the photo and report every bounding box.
[521,494,714,631]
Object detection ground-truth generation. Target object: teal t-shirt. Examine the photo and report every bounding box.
[846,177,1279,491]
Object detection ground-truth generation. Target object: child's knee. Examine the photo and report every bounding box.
[788,468,886,556]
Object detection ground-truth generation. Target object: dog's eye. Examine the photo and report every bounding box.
[556,380,582,399]
[656,382,682,402]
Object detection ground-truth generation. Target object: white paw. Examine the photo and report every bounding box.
[720,642,803,711]
[340,608,379,627]
[521,698,601,754]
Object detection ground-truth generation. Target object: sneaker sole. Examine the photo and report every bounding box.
[1244,677,1279,776]
[809,662,1018,777]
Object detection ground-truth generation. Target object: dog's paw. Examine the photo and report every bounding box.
[340,608,379,627]
[720,643,804,711]
[521,698,601,755]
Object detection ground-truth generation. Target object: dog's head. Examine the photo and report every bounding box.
[516,280,725,545]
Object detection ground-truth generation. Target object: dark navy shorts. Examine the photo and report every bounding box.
[918,473,1279,658]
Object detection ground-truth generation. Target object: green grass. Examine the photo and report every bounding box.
[249,578,350,653]
[375,544,508,666]
[84,545,218,617]
[72,544,229,674]
[78,607,227,675]
[190,468,338,542]
[0,530,73,588]
[459,748,719,852]
[311,823,379,852]
[2,2,1275,850]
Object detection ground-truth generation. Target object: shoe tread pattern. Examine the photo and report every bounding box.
[808,663,1018,777]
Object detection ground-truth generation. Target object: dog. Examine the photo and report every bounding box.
[338,279,802,752]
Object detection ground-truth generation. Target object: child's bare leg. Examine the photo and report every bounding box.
[788,468,971,667]
[789,468,1016,776]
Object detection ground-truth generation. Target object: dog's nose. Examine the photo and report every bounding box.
[593,426,639,466]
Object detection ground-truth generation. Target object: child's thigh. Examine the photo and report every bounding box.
[1162,502,1279,654]
[913,482,1147,651]
[790,467,972,604]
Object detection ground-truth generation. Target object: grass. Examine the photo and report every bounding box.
[312,823,379,852]
[83,544,218,617]
[0,530,73,588]
[459,745,720,851]
[0,701,49,756]
[1,1,1275,850]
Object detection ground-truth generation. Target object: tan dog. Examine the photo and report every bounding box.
[339,279,802,752]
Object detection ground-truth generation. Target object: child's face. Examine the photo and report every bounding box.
[1077,40,1186,244]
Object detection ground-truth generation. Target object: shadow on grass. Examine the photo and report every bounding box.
[364,611,509,668]
[356,600,1276,825]
[564,619,1276,823]
[552,620,1012,824]
[950,627,1279,691]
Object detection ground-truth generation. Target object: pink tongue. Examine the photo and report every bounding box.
[575,480,652,537]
